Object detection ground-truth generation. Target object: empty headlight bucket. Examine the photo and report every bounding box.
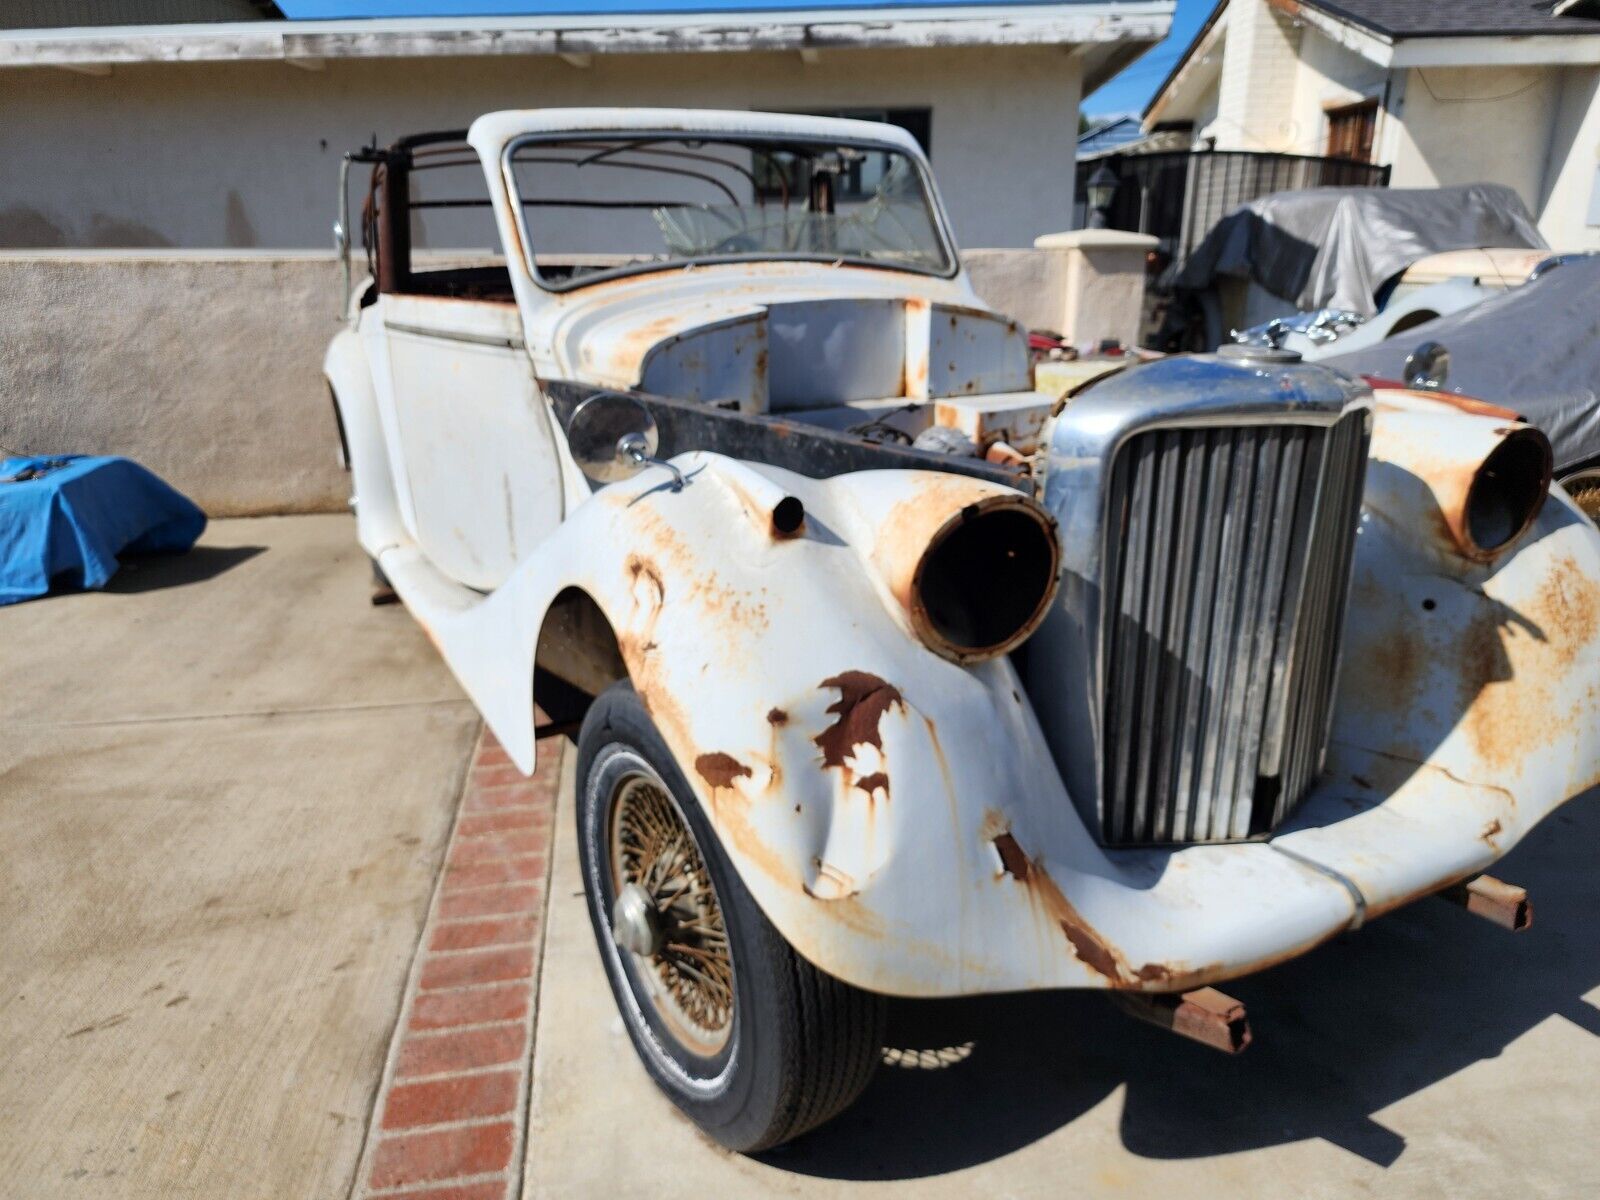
[1464,427,1554,558]
[909,496,1061,662]
[1369,396,1552,564]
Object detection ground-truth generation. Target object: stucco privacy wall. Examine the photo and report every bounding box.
[0,45,1081,253]
[0,247,1093,515]
[0,252,349,516]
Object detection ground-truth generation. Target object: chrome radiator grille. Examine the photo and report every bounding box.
[1098,411,1369,846]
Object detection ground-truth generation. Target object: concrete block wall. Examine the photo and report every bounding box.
[0,251,349,516]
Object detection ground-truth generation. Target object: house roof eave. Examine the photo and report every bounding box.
[1140,0,1229,122]
[0,3,1175,70]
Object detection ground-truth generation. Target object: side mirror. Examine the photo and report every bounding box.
[566,392,683,490]
[1404,341,1451,391]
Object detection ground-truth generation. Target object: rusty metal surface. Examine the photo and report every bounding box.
[1114,987,1252,1055]
[1439,875,1532,932]
[350,416,1600,997]
[1367,390,1553,563]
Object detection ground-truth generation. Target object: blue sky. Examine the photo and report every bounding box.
[278,0,1211,118]
[1084,0,1209,117]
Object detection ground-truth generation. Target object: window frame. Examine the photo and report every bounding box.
[497,128,961,295]
[1324,99,1380,164]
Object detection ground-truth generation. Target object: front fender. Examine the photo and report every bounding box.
[401,447,1600,1000]
[409,453,1359,996]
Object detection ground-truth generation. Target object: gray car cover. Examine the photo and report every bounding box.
[1325,254,1600,472]
[1176,183,1546,316]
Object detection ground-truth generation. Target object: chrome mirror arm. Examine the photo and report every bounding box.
[617,432,686,492]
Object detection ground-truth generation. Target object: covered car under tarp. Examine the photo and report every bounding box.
[1175,183,1546,317]
[0,455,206,605]
[1325,254,1600,474]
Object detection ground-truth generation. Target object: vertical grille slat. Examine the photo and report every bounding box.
[1097,411,1370,846]
[1151,430,1206,843]
[1169,430,1229,843]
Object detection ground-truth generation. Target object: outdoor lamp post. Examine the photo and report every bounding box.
[1086,164,1118,229]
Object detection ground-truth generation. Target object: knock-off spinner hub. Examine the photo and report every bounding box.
[612,882,662,957]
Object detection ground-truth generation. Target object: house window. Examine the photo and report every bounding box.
[1325,100,1379,163]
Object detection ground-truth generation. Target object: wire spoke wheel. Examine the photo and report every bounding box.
[608,771,735,1057]
[1565,474,1600,524]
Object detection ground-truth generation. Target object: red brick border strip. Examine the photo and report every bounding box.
[353,726,561,1200]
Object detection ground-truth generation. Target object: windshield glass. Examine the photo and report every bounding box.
[505,134,954,288]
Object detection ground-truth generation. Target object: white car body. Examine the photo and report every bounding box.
[327,109,1600,1000]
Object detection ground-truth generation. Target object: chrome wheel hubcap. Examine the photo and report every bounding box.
[608,771,734,1056]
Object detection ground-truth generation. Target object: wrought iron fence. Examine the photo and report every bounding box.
[1076,150,1390,262]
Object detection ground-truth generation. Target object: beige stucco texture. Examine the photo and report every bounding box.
[0,252,349,515]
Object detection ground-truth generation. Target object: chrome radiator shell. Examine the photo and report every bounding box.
[1024,354,1373,847]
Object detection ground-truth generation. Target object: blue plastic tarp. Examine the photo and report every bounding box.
[0,455,206,605]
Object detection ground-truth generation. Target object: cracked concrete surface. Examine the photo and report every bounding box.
[0,515,478,1197]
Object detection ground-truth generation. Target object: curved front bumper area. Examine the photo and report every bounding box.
[692,489,1600,999]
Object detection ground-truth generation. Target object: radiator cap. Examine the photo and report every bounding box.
[1216,342,1303,366]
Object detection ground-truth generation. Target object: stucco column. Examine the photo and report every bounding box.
[1032,229,1158,351]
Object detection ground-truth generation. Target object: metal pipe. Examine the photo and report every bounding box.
[1113,986,1253,1055]
[1438,874,1532,932]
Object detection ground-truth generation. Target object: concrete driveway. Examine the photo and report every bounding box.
[0,515,479,1197]
[5,513,1599,1198]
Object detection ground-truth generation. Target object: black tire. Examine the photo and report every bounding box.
[368,555,398,606]
[576,681,886,1152]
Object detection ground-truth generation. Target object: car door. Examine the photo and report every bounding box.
[377,291,565,591]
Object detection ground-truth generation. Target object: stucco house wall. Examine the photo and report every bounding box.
[1285,24,1387,158]
[1535,66,1600,251]
[1387,66,1564,218]
[0,45,1082,253]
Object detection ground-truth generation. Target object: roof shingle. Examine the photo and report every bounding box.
[1308,0,1599,38]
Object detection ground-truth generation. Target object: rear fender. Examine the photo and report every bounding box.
[324,328,403,556]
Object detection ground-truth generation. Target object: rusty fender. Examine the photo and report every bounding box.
[384,442,1600,1000]
[1274,402,1600,921]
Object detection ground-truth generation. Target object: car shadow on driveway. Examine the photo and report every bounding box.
[103,544,265,593]
[760,788,1600,1181]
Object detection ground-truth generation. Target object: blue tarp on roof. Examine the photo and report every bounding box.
[0,455,206,605]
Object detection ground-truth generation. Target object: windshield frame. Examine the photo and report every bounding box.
[498,129,962,293]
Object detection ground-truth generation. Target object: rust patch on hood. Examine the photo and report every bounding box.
[766,707,788,727]
[813,672,904,769]
[695,752,752,791]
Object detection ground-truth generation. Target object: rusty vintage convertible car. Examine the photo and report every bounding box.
[324,109,1600,1151]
